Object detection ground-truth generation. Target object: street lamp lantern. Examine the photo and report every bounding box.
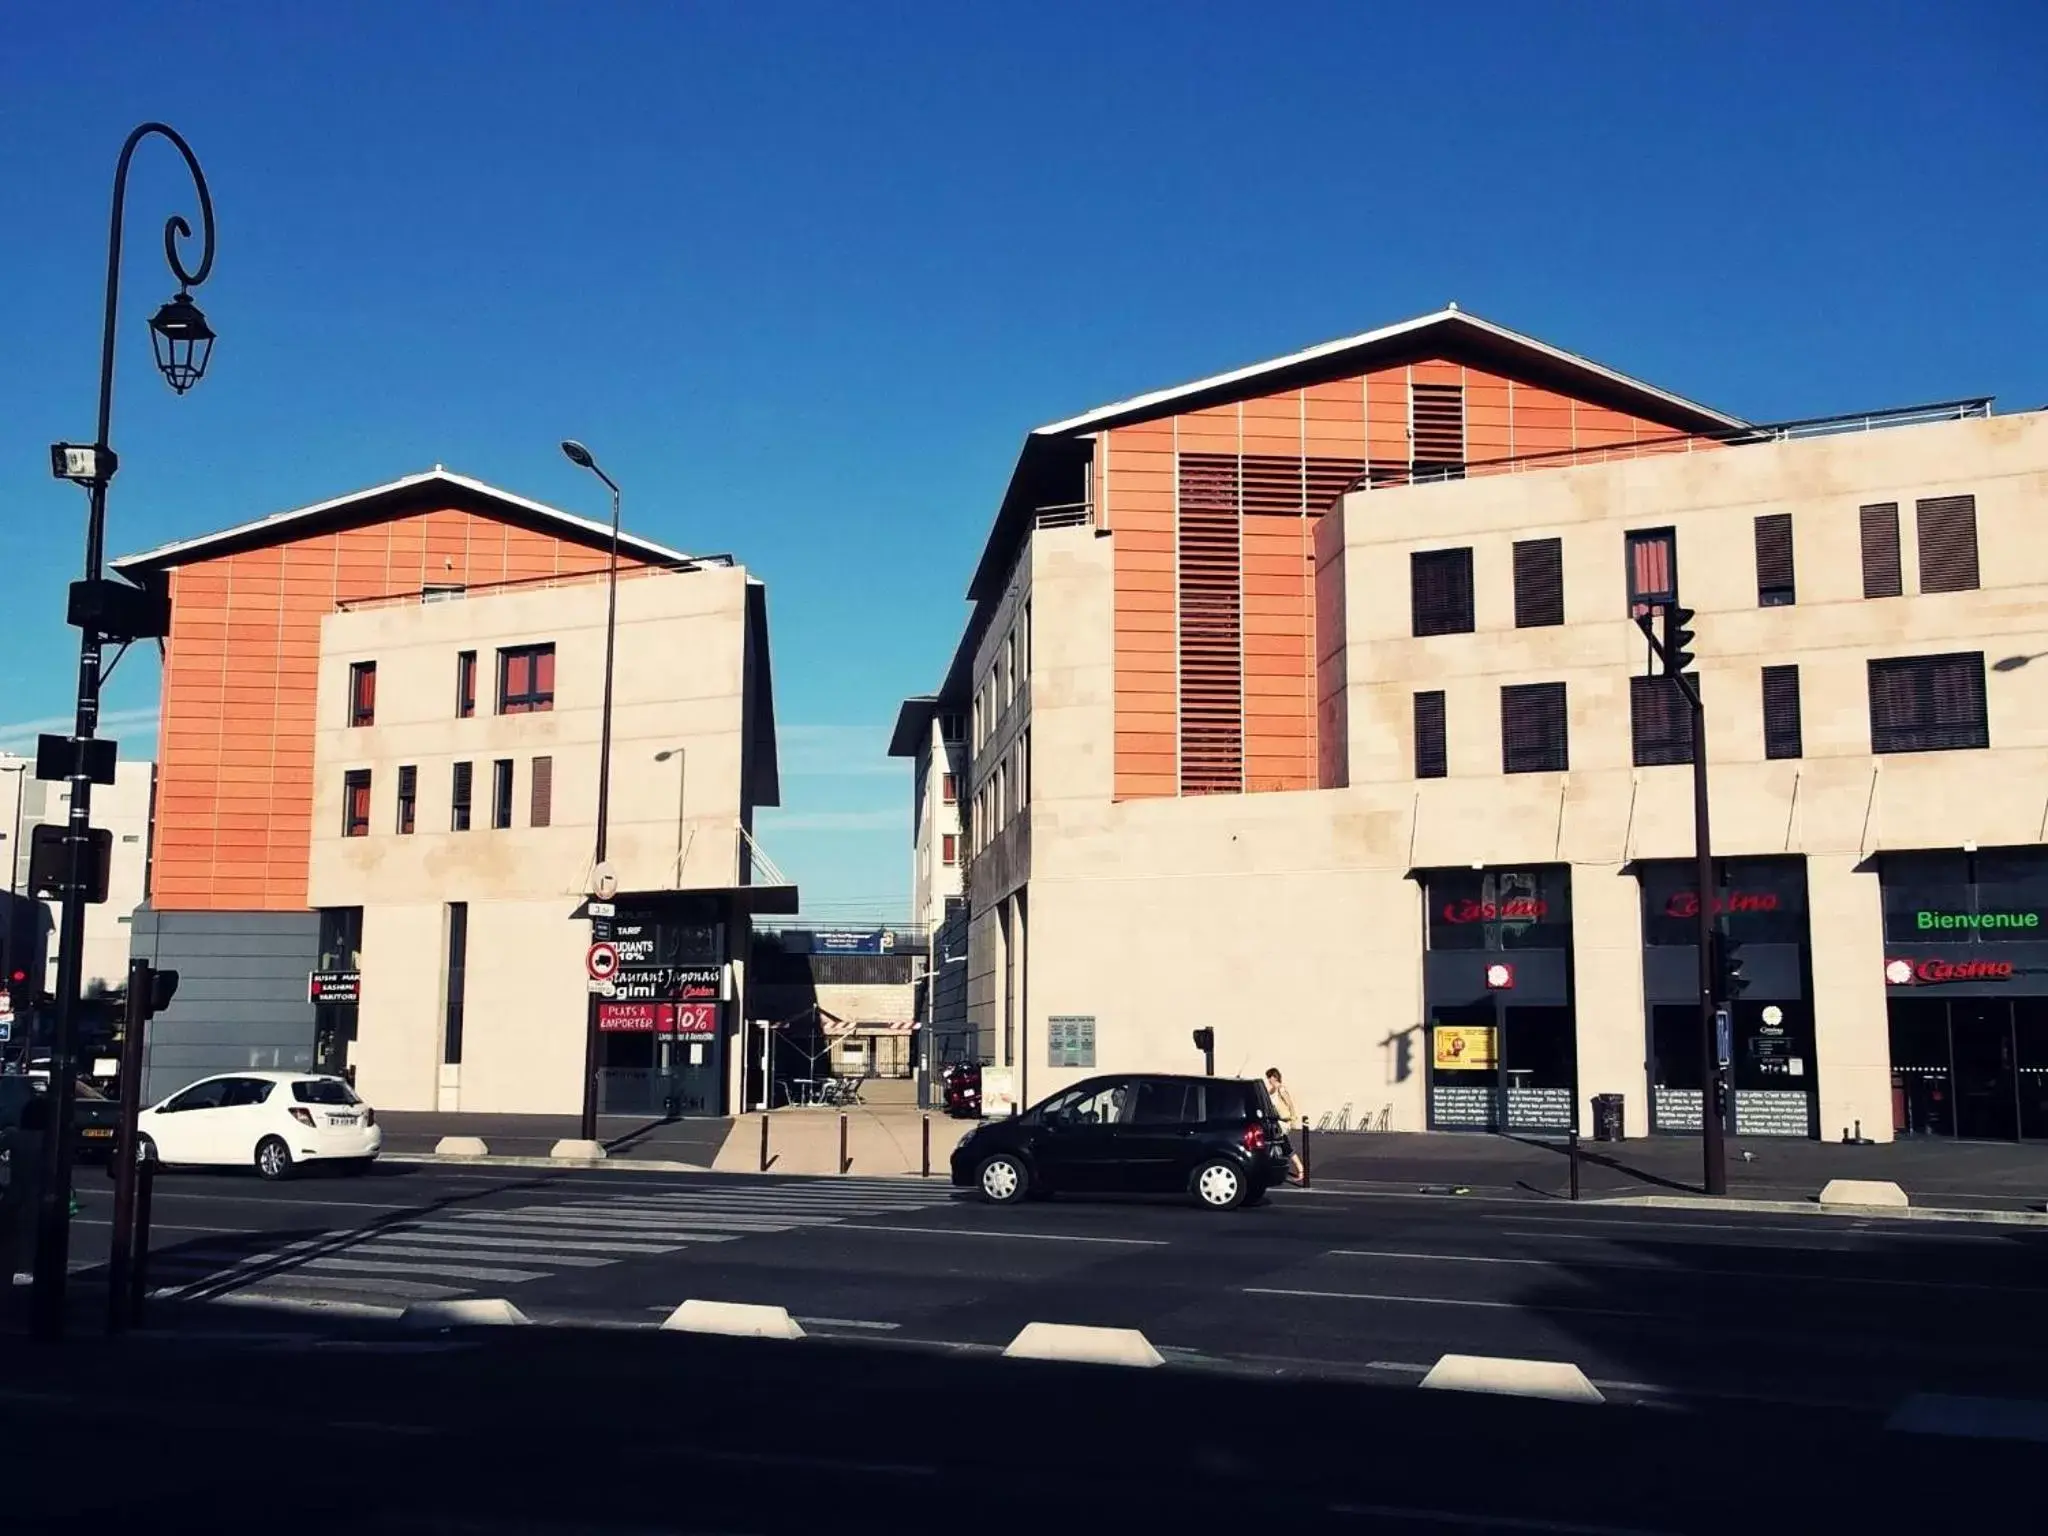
[147,291,214,393]
[560,439,597,470]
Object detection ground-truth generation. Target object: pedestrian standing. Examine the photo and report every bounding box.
[1264,1067,1306,1185]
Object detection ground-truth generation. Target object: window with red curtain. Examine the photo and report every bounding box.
[342,770,372,837]
[498,644,556,714]
[1625,528,1678,616]
[348,662,376,727]
[942,833,958,865]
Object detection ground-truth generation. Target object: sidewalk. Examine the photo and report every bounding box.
[377,1111,731,1166]
[712,1103,974,1177]
[1302,1130,2048,1212]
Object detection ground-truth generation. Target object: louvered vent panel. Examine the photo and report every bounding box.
[1915,495,1980,594]
[1177,453,1244,795]
[1410,382,1466,473]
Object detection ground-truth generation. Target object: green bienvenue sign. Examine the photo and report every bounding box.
[1916,910,2042,931]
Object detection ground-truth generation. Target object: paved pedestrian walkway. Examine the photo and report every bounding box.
[377,1111,731,1166]
[714,1104,974,1177]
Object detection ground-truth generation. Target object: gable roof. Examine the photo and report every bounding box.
[963,305,1746,602]
[112,468,694,576]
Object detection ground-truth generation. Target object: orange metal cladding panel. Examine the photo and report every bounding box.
[1465,369,1513,461]
[1509,382,1578,455]
[1108,422,1177,800]
[148,504,646,909]
[1366,367,1411,462]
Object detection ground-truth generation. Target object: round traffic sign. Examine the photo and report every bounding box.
[586,942,620,981]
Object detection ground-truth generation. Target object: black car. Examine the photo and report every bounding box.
[0,1074,123,1164]
[950,1073,1290,1210]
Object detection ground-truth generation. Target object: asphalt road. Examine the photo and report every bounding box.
[42,1159,2048,1417]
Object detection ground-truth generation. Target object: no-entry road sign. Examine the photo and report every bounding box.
[586,942,620,982]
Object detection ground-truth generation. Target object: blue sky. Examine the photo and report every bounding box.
[4,1,2044,920]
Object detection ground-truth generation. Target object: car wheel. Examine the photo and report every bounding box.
[976,1153,1029,1205]
[254,1135,295,1182]
[1191,1159,1247,1210]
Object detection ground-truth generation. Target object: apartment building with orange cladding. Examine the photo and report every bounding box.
[113,470,788,1109]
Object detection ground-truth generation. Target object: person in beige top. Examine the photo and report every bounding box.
[1265,1068,1306,1184]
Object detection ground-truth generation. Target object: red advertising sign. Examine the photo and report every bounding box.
[671,1001,719,1038]
[598,1002,669,1033]
[1441,898,1548,923]
[1886,957,2016,986]
[1665,890,1780,919]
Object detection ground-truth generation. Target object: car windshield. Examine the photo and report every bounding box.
[291,1079,361,1105]
[74,1080,108,1101]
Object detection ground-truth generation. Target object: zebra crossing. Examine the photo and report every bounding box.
[152,1177,958,1310]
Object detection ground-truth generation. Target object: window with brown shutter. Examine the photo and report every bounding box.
[451,761,473,831]
[1754,514,1795,607]
[1513,538,1564,628]
[1414,690,1447,779]
[1500,682,1569,774]
[1868,652,1987,754]
[529,755,553,827]
[1176,453,1243,795]
[1916,495,1980,593]
[396,764,417,834]
[1860,503,1902,598]
[1630,675,1695,766]
[1410,382,1465,480]
[1762,665,1803,760]
[1411,548,1475,636]
[342,770,371,837]
[1624,528,1677,616]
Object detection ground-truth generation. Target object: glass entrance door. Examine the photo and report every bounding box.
[1428,1001,1500,1130]
[1952,1000,2020,1142]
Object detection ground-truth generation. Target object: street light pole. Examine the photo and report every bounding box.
[561,440,621,1143]
[33,124,216,1341]
[655,747,687,882]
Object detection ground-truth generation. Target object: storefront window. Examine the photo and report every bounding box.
[1882,848,2048,944]
[1426,867,1573,952]
[1640,857,1807,946]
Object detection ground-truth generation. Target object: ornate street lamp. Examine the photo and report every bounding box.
[32,123,217,1341]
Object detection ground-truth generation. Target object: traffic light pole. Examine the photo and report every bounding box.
[1687,688,1728,1196]
[106,958,150,1332]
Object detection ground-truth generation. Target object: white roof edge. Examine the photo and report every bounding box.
[110,468,693,572]
[1029,307,1747,438]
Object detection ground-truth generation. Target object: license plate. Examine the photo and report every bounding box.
[326,1114,356,1127]
[83,1127,113,1139]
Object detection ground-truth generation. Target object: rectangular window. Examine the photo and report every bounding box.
[1512,538,1564,628]
[396,765,417,835]
[1409,381,1466,479]
[942,833,958,866]
[1860,503,1902,598]
[1868,652,1989,755]
[940,713,963,742]
[1916,494,1980,594]
[342,770,372,837]
[1630,675,1695,766]
[1019,728,1029,809]
[1762,665,1803,760]
[1500,682,1569,774]
[1413,690,1447,779]
[942,772,958,804]
[348,662,376,727]
[1625,528,1677,615]
[441,902,468,1066]
[1003,631,1016,708]
[451,761,473,831]
[1176,452,1245,794]
[456,650,477,718]
[1410,548,1475,636]
[498,644,556,714]
[491,759,514,829]
[1754,513,1796,607]
[530,756,553,828]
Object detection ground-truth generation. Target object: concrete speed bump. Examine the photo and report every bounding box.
[661,1300,807,1340]
[1002,1322,1165,1368]
[548,1138,608,1161]
[433,1135,490,1157]
[1420,1353,1604,1404]
[401,1297,531,1329]
[1818,1178,1909,1209]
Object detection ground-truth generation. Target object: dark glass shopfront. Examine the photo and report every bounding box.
[1882,849,2048,1142]
[1638,857,1816,1138]
[1421,867,1576,1132]
[593,897,731,1116]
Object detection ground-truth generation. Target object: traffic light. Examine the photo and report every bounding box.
[1191,1026,1215,1075]
[1661,604,1697,675]
[1709,931,1750,1001]
[132,963,180,1020]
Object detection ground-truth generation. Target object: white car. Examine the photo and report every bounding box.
[135,1071,382,1180]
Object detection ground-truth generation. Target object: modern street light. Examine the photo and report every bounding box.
[560,439,622,1143]
[33,123,216,1341]
[654,746,688,883]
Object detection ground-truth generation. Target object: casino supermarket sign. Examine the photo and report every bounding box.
[1885,956,2015,986]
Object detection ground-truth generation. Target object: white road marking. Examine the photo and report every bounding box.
[298,1255,548,1283]
[1329,1247,2048,1294]
[831,1223,1168,1246]
[794,1316,902,1331]
[380,1227,687,1254]
[338,1243,617,1268]
[1245,1285,1663,1319]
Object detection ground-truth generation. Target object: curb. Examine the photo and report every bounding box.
[1592,1194,2048,1225]
[383,1152,714,1174]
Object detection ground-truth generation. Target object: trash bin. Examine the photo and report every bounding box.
[1592,1093,1625,1143]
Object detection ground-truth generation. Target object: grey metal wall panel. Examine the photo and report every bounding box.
[129,906,320,1100]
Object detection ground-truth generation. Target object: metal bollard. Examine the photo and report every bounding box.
[1568,1129,1581,1202]
[839,1113,849,1175]
[1299,1122,1312,1189]
[921,1114,931,1178]
[758,1113,769,1173]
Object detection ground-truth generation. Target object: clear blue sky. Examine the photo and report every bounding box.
[4,0,2043,920]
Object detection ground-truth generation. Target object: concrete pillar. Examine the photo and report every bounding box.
[1571,865,1652,1137]
[1807,853,1895,1143]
